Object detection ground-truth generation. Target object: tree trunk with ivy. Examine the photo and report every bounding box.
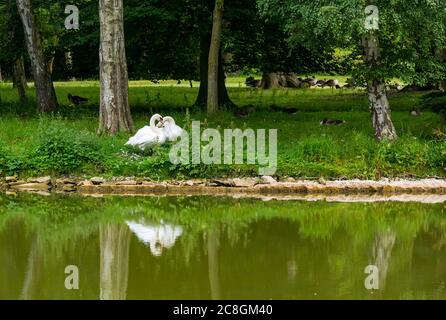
[16,0,58,112]
[98,0,134,135]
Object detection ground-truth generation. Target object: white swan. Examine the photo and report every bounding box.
[126,220,183,257]
[126,114,166,150]
[162,116,186,142]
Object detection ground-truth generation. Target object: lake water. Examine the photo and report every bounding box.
[0,193,445,300]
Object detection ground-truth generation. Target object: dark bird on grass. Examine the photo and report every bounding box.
[282,106,300,114]
[304,77,318,86]
[322,79,340,89]
[234,105,255,118]
[316,80,326,87]
[68,93,88,106]
[410,107,422,117]
[270,104,282,112]
[320,118,346,126]
[245,76,261,88]
[269,104,300,114]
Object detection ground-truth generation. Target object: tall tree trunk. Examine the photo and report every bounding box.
[98,0,134,135]
[48,55,55,75]
[100,224,131,300]
[195,33,232,110]
[13,57,28,104]
[207,0,224,115]
[438,48,446,90]
[260,72,288,89]
[14,56,28,89]
[65,51,74,80]
[16,0,58,112]
[367,78,397,141]
[363,5,397,141]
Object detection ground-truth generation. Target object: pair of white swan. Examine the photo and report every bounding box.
[126,114,185,150]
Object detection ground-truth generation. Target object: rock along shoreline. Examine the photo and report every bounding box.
[2,176,446,202]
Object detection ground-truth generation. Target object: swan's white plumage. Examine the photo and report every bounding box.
[162,116,185,141]
[126,220,183,257]
[126,114,166,150]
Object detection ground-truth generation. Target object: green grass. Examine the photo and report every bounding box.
[0,78,445,180]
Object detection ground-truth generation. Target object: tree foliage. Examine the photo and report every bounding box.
[257,0,446,85]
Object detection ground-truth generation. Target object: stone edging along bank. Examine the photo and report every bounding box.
[2,176,446,197]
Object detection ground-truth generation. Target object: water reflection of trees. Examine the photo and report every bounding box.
[0,193,445,299]
[100,224,131,300]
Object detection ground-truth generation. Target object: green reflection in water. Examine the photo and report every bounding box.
[0,193,445,300]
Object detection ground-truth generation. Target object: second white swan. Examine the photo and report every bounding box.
[161,116,186,141]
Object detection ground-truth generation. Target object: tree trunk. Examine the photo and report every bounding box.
[100,224,131,300]
[48,55,55,75]
[195,33,232,110]
[207,0,224,115]
[367,80,397,141]
[15,56,28,89]
[260,72,288,89]
[16,0,58,112]
[65,51,74,80]
[13,57,28,104]
[362,7,397,141]
[438,49,446,90]
[98,0,134,135]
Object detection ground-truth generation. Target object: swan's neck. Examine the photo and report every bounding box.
[150,116,161,130]
[164,117,175,127]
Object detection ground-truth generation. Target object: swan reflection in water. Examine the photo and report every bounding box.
[126,220,183,256]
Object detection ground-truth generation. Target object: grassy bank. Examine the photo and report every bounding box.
[0,79,445,180]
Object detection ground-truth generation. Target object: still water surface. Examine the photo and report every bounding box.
[0,193,445,300]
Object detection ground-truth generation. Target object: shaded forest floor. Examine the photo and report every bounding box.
[0,79,445,180]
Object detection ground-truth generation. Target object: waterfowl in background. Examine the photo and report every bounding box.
[68,93,88,106]
[320,118,346,126]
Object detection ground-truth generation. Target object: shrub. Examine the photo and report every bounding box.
[28,124,103,174]
[300,137,338,162]
[0,144,7,176]
[0,144,23,176]
[426,140,446,170]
